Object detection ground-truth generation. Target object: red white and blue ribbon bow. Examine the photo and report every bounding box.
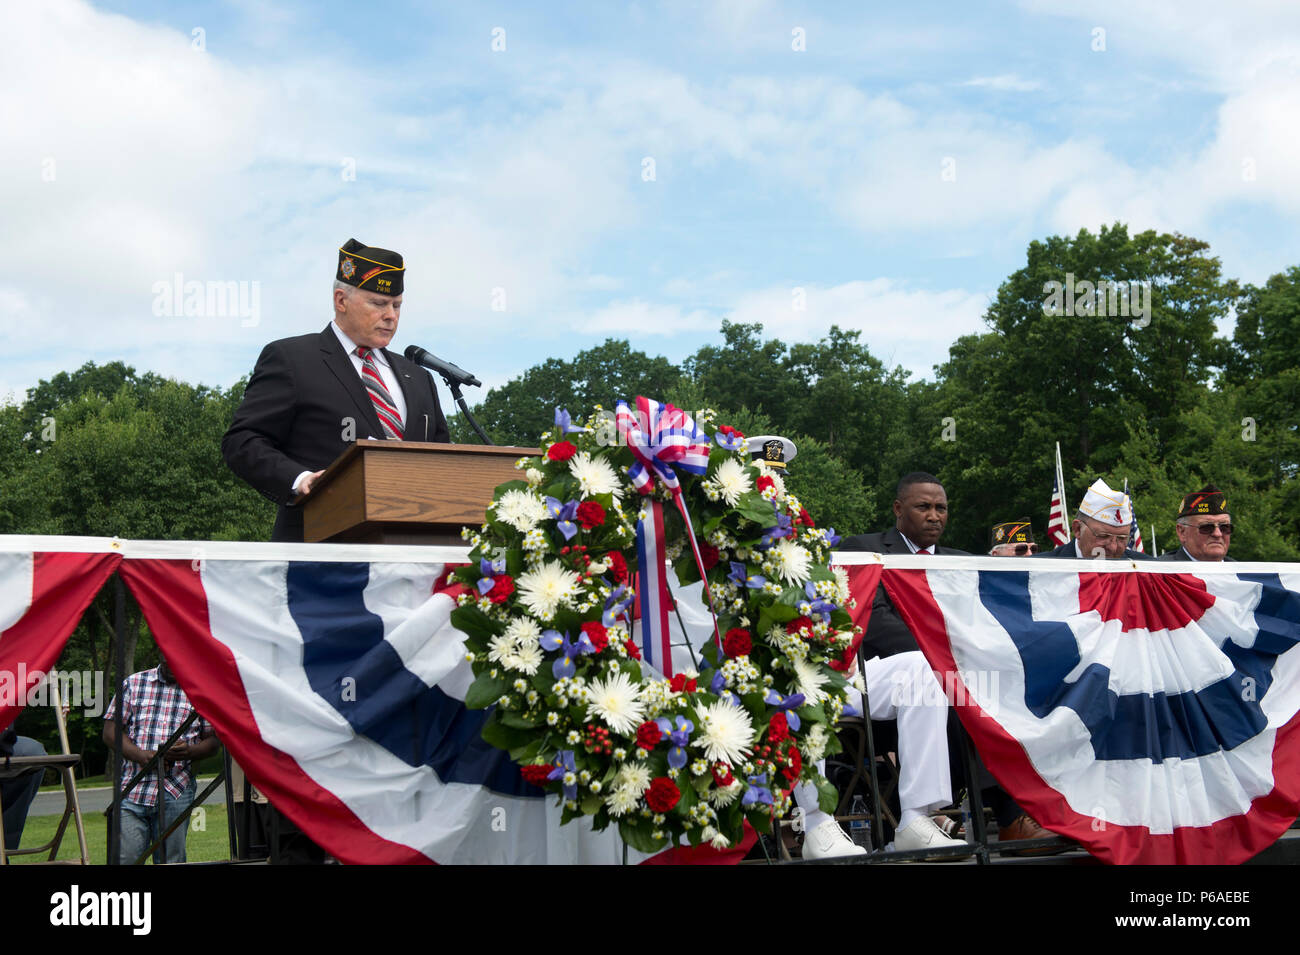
[615,398,717,676]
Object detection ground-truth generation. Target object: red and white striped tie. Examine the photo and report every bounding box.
[355,346,404,440]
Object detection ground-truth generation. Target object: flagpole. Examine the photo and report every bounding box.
[1151,523,1158,557]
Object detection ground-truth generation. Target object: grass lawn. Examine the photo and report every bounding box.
[9,804,236,864]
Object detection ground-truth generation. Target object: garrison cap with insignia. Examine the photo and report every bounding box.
[337,238,404,295]
[1078,478,1132,528]
[1178,484,1228,519]
[991,519,1035,547]
[747,434,796,470]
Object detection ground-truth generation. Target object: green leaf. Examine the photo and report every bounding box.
[499,711,537,729]
[479,716,532,752]
[581,793,603,815]
[464,673,506,710]
[619,821,668,854]
[450,606,501,642]
[816,775,839,814]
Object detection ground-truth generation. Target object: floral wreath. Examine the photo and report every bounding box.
[450,400,863,853]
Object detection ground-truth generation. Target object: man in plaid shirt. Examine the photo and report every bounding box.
[102,659,218,864]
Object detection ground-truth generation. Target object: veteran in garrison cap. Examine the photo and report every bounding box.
[989,519,1039,556]
[1159,485,1235,562]
[1043,479,1154,560]
[221,239,451,863]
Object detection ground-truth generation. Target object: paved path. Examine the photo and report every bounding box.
[31,780,227,816]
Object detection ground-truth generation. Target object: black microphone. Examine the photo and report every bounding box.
[404,345,482,388]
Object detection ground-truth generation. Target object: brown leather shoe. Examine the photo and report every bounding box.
[997,813,1069,856]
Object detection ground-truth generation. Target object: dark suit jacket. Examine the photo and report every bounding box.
[838,528,969,658]
[1042,540,1155,561]
[222,325,450,542]
[1157,546,1236,562]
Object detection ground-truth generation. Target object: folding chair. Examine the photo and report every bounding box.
[0,681,89,865]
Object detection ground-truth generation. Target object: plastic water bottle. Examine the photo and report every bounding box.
[849,795,872,848]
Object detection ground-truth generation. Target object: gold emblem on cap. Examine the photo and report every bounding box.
[340,257,356,279]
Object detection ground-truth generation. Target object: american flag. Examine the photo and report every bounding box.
[1123,479,1145,553]
[1047,443,1070,545]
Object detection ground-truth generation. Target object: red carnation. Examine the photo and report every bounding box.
[486,575,514,604]
[711,763,735,787]
[575,500,606,529]
[787,616,814,639]
[829,632,863,673]
[636,721,662,750]
[645,777,681,813]
[669,673,698,694]
[798,508,815,527]
[581,620,609,652]
[718,425,745,440]
[520,764,553,788]
[547,441,578,462]
[698,542,720,569]
[768,712,790,743]
[782,745,803,784]
[723,628,752,658]
[606,551,629,584]
[623,638,641,660]
[756,475,775,493]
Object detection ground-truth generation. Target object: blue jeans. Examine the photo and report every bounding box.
[117,780,196,864]
[2,736,47,851]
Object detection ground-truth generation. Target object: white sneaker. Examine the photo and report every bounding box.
[802,819,868,860]
[891,815,966,859]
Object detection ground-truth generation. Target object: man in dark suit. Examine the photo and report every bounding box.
[840,473,1064,853]
[1159,485,1235,562]
[223,238,450,543]
[1042,478,1155,561]
[221,239,450,862]
[840,472,968,658]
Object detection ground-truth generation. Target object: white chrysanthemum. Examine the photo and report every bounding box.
[507,640,543,675]
[615,762,652,797]
[696,699,755,766]
[585,671,647,735]
[607,787,639,816]
[504,617,542,645]
[832,566,851,604]
[525,467,545,486]
[800,723,830,762]
[496,489,549,531]
[516,561,579,619]
[707,458,752,507]
[790,656,829,706]
[486,632,516,666]
[569,451,623,499]
[701,825,731,850]
[708,779,742,808]
[771,538,812,586]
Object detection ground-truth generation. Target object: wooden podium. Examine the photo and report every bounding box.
[301,440,540,545]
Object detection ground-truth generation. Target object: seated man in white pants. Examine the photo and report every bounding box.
[797,650,964,859]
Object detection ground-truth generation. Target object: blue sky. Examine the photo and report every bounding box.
[4,0,1299,405]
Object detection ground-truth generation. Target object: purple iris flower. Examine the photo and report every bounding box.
[759,513,794,549]
[763,689,806,731]
[655,715,694,770]
[554,407,587,434]
[728,561,766,590]
[545,496,580,540]
[602,583,634,627]
[714,428,746,453]
[823,527,842,548]
[705,669,741,707]
[546,750,578,801]
[539,629,597,679]
[801,581,836,617]
[476,556,507,596]
[742,773,774,807]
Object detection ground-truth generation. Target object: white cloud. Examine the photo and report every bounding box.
[960,74,1043,92]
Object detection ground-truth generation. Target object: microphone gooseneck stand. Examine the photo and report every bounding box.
[440,374,494,445]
